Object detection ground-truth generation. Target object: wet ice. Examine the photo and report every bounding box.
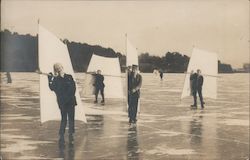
[0,73,249,159]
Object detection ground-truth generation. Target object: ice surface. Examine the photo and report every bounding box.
[0,72,249,159]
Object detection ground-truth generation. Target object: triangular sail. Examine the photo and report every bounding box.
[39,24,87,123]
[126,36,140,113]
[181,48,218,99]
[84,54,124,99]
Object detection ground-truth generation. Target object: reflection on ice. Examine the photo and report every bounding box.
[58,143,75,160]
[155,130,181,137]
[1,133,52,153]
[127,127,141,159]
[219,119,249,126]
[14,156,48,160]
[146,145,196,156]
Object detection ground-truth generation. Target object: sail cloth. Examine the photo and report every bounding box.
[126,38,139,67]
[84,54,124,99]
[181,48,218,99]
[126,37,141,113]
[39,24,87,123]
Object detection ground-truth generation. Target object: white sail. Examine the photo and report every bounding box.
[84,54,124,99]
[39,24,87,123]
[126,38,139,67]
[126,37,141,113]
[181,48,218,99]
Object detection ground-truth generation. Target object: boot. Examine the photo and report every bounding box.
[190,104,197,107]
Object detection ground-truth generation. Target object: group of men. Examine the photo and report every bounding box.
[47,63,142,144]
[47,63,204,144]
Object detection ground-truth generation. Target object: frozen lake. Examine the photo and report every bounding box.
[0,72,249,160]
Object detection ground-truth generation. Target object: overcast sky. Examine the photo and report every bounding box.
[1,0,249,68]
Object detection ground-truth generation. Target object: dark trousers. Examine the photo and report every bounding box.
[95,87,104,101]
[128,93,139,123]
[193,87,204,106]
[59,105,75,136]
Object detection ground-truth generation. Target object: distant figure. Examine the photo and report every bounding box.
[159,70,163,80]
[6,72,12,83]
[128,65,142,125]
[48,63,77,144]
[94,70,105,104]
[153,69,159,76]
[190,69,204,109]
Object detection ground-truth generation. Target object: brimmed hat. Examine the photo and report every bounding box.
[132,64,138,69]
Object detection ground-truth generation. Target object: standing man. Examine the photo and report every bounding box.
[197,69,204,108]
[190,70,198,108]
[6,72,12,83]
[190,69,204,109]
[159,70,163,80]
[48,63,77,144]
[94,70,105,104]
[128,65,142,125]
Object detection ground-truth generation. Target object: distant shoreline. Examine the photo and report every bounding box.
[1,71,249,74]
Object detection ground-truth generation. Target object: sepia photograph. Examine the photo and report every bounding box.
[0,0,249,159]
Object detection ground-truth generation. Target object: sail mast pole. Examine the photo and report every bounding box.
[37,18,42,125]
[37,19,40,71]
[125,33,127,65]
[125,33,128,111]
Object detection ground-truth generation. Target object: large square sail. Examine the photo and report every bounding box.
[181,48,218,99]
[39,24,87,123]
[84,54,124,99]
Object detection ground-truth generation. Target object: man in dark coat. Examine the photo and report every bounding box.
[159,70,163,80]
[6,72,12,83]
[48,63,77,144]
[94,70,105,104]
[128,65,142,125]
[190,69,204,108]
[197,69,204,108]
[190,70,198,107]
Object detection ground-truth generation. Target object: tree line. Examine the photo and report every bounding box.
[0,29,233,73]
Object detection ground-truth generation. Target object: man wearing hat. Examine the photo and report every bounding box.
[94,69,105,104]
[190,69,204,109]
[196,69,204,108]
[128,65,142,125]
